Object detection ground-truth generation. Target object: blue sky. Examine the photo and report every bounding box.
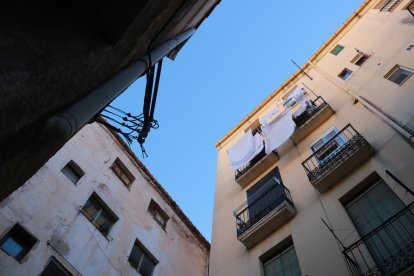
[113,0,363,241]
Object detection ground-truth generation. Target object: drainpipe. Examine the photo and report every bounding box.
[45,28,196,139]
[307,61,414,146]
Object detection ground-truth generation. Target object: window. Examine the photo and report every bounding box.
[338,68,352,80]
[111,158,135,189]
[263,245,302,276]
[0,224,37,262]
[311,127,347,161]
[61,160,85,184]
[246,167,285,220]
[330,44,344,56]
[384,65,413,85]
[374,0,402,11]
[81,193,118,236]
[351,52,370,66]
[40,257,73,276]
[344,178,414,269]
[148,200,169,230]
[128,240,158,276]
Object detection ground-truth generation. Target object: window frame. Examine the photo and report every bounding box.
[111,157,135,189]
[373,0,403,11]
[351,52,370,66]
[80,192,118,237]
[384,65,413,86]
[148,199,169,230]
[260,237,302,276]
[128,239,159,276]
[0,224,37,262]
[61,160,85,184]
[338,68,353,80]
[330,44,345,56]
[40,256,74,276]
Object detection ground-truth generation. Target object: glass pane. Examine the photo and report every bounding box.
[331,45,344,55]
[155,212,165,226]
[1,237,23,258]
[388,68,411,85]
[82,197,100,219]
[61,165,80,184]
[128,244,143,269]
[139,255,156,276]
[95,210,115,234]
[40,258,73,276]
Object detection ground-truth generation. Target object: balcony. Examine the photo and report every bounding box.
[234,180,295,248]
[290,96,334,144]
[234,126,279,188]
[301,124,373,193]
[343,202,414,276]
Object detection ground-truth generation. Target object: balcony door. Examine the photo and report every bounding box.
[345,179,414,273]
[246,167,284,225]
[311,127,346,162]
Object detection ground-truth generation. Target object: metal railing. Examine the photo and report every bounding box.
[234,179,294,237]
[343,202,414,276]
[234,145,270,180]
[292,96,329,129]
[301,124,368,183]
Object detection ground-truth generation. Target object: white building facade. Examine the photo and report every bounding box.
[210,0,414,275]
[0,123,209,276]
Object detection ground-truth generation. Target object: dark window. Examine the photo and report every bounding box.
[81,193,118,236]
[0,224,37,262]
[111,158,135,189]
[351,53,370,66]
[128,240,158,276]
[246,167,285,220]
[330,44,344,56]
[148,200,169,230]
[40,257,73,276]
[262,244,302,276]
[61,160,85,184]
[338,68,352,80]
[385,65,413,85]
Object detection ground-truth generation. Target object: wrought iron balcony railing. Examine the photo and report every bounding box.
[292,96,328,129]
[301,124,371,186]
[235,145,267,180]
[234,179,294,237]
[343,202,414,276]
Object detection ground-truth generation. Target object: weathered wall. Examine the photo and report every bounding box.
[0,123,209,275]
[210,1,414,275]
[0,0,221,204]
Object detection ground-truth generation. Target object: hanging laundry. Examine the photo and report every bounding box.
[227,130,264,171]
[261,110,295,154]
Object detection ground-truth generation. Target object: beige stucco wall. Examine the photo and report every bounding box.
[210,1,414,275]
[0,123,208,276]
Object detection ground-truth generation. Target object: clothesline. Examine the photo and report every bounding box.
[227,88,314,172]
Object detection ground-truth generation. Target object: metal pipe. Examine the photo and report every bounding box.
[45,28,196,139]
[307,61,414,147]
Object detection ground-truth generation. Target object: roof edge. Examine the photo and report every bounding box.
[98,122,210,251]
[215,0,372,149]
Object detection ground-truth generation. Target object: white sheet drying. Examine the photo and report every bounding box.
[261,110,295,154]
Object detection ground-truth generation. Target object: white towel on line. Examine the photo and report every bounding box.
[261,110,295,154]
[227,130,264,171]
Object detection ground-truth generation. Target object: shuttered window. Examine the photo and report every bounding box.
[264,246,302,276]
[345,179,414,266]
